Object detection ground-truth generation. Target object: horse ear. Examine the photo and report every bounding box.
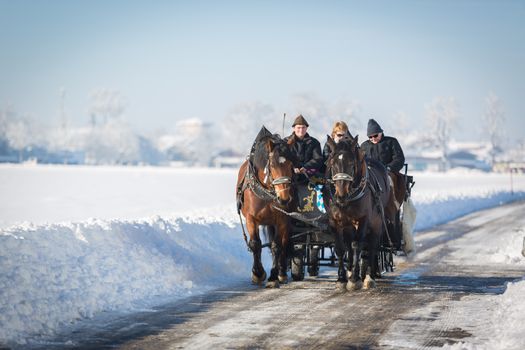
[286,136,296,146]
[326,135,336,152]
[354,134,359,144]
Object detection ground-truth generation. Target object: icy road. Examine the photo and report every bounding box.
[34,201,525,350]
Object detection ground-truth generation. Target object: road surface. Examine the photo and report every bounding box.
[34,200,525,349]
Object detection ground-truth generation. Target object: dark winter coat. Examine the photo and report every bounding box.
[360,135,405,173]
[322,142,331,163]
[284,133,323,172]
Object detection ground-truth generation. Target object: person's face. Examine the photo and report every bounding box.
[294,125,308,139]
[334,130,346,144]
[369,132,383,144]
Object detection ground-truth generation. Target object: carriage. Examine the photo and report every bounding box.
[237,127,416,289]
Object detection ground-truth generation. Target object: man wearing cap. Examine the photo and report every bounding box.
[360,118,405,173]
[285,114,323,176]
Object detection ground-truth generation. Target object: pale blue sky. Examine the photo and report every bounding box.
[1,0,524,140]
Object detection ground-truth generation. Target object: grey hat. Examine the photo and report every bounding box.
[367,119,383,137]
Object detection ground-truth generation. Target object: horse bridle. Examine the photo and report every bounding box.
[328,148,368,205]
[264,151,292,195]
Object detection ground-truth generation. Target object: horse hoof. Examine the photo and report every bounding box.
[278,274,288,284]
[266,280,280,288]
[251,271,267,285]
[336,282,347,292]
[347,280,363,291]
[363,276,376,289]
[346,270,352,280]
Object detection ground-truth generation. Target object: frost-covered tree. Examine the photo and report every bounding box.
[388,111,410,136]
[483,92,505,166]
[2,109,33,162]
[89,88,126,124]
[172,118,213,166]
[84,119,140,165]
[425,97,459,171]
[221,102,276,155]
[0,104,12,142]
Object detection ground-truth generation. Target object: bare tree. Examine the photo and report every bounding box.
[425,97,460,171]
[483,92,505,166]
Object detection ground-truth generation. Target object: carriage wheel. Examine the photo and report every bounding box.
[291,245,305,281]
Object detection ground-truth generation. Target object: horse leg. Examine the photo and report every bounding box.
[333,226,347,291]
[278,222,289,284]
[266,238,281,288]
[363,226,380,289]
[344,226,354,280]
[246,219,266,285]
[346,240,362,290]
[348,221,367,291]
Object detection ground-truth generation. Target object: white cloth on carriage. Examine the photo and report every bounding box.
[401,196,417,256]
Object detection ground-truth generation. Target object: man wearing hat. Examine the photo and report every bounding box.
[285,114,323,176]
[360,118,405,173]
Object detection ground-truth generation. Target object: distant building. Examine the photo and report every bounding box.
[448,150,491,172]
[404,140,493,172]
[210,149,245,168]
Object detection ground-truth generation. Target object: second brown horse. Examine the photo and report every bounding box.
[325,134,396,290]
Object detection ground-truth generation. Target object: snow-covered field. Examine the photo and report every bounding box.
[1,164,525,348]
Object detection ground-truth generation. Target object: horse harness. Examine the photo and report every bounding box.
[237,156,292,211]
[236,156,292,251]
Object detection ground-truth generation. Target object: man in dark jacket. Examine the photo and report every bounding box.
[360,119,405,173]
[285,114,323,277]
[285,114,323,176]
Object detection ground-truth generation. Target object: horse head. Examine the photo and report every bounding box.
[264,136,296,206]
[326,133,366,206]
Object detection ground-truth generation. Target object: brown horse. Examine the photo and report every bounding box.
[236,127,296,288]
[325,134,396,290]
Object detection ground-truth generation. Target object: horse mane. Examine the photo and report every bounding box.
[252,135,272,169]
[334,135,358,153]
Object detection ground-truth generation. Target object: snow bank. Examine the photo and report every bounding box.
[415,191,525,231]
[442,278,525,350]
[0,213,251,346]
